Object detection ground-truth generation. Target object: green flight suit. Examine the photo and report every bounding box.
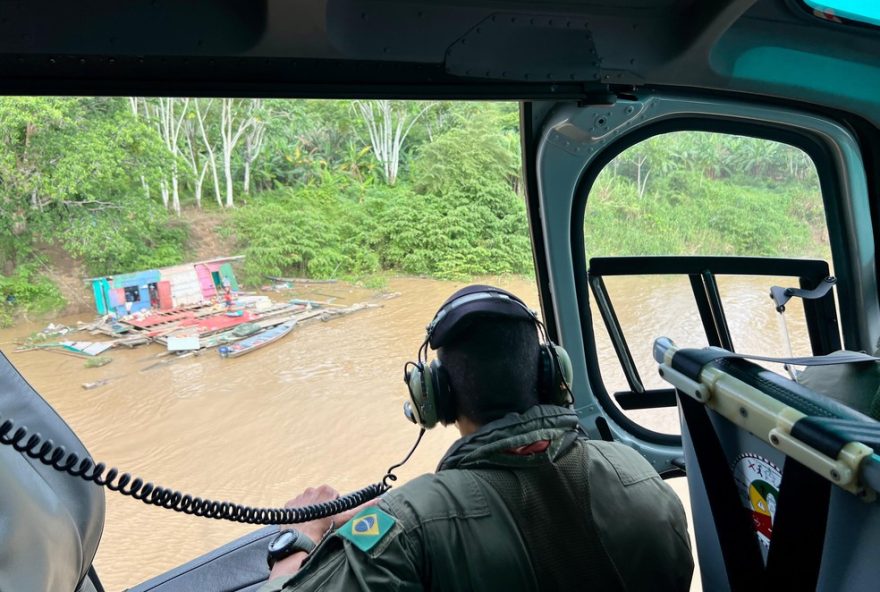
[261,405,693,591]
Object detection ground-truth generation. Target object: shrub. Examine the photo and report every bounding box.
[53,197,189,275]
[0,265,66,326]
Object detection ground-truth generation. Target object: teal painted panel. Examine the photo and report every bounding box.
[733,47,880,105]
[112,270,160,288]
[91,280,108,315]
[219,263,239,291]
[804,1,880,27]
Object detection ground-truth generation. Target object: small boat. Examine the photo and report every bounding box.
[198,322,262,349]
[218,320,297,359]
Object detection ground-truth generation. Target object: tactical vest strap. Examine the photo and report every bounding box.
[471,444,624,591]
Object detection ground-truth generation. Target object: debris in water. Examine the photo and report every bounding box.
[85,356,112,368]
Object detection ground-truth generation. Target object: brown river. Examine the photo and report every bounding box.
[0,275,815,591]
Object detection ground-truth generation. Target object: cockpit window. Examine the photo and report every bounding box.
[0,97,533,589]
[585,131,830,435]
[803,1,880,27]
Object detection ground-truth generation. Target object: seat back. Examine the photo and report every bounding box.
[0,352,105,591]
[662,344,880,591]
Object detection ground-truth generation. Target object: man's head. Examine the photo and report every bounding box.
[404,285,573,432]
[437,315,540,428]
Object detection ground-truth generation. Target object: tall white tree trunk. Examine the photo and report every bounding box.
[194,99,223,207]
[149,98,190,213]
[171,162,181,215]
[353,100,432,185]
[223,149,234,208]
[219,98,256,208]
[160,180,169,209]
[242,100,267,195]
[128,97,151,200]
[194,161,209,208]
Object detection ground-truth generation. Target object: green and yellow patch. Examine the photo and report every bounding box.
[338,507,396,553]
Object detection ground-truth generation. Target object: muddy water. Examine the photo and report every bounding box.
[0,275,816,590]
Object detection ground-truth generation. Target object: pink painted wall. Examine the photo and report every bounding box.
[195,265,217,299]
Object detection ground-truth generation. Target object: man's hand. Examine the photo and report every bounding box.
[268,485,380,580]
[286,485,341,544]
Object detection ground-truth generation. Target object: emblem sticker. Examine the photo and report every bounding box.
[338,507,396,553]
[732,453,782,560]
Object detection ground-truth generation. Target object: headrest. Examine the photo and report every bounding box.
[427,285,536,349]
[0,352,105,591]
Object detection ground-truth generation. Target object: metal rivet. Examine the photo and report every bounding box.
[739,407,748,418]
[770,434,780,445]
[831,469,841,481]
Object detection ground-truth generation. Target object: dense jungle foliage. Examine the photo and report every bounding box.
[0,97,828,324]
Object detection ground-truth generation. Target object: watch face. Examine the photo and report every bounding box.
[269,530,297,553]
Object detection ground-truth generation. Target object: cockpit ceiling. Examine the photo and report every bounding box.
[0,0,878,122]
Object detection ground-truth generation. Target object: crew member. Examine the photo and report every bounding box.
[261,285,694,591]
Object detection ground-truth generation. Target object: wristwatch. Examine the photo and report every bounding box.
[267,529,317,569]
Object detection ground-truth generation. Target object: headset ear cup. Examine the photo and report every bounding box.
[430,360,457,426]
[407,362,439,428]
[539,344,574,406]
[549,344,574,405]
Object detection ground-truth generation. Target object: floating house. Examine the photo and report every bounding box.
[87,256,243,317]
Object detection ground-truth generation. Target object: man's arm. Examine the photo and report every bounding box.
[259,486,422,592]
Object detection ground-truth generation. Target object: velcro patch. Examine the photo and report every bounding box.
[338,507,396,553]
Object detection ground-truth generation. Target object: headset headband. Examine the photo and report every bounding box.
[425,287,539,350]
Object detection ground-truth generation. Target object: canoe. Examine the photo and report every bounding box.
[218,320,297,359]
[198,322,262,349]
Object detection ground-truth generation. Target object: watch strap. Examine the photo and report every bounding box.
[267,529,316,569]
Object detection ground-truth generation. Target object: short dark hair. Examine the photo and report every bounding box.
[437,317,540,425]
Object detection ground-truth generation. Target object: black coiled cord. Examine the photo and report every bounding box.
[0,415,428,525]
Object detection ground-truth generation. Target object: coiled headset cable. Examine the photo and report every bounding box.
[0,413,426,526]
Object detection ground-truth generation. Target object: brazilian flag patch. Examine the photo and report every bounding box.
[338,507,396,553]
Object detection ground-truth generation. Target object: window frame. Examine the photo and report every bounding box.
[570,118,846,446]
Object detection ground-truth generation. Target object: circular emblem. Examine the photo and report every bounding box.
[354,515,376,533]
[732,453,782,559]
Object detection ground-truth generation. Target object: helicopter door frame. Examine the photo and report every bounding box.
[521,93,876,472]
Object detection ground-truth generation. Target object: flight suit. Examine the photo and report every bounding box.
[261,405,694,591]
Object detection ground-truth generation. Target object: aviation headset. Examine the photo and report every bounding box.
[403,286,574,429]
